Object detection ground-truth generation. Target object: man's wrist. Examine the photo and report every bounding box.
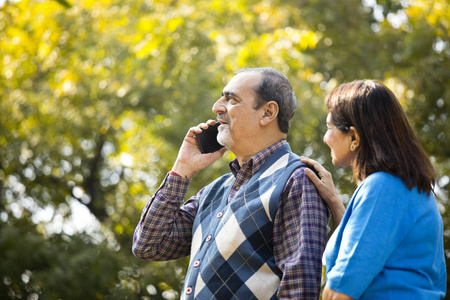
[161,172,191,199]
[169,170,186,178]
[171,161,196,179]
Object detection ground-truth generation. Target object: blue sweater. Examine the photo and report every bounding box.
[324,172,446,299]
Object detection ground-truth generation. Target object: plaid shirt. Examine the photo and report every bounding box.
[133,140,330,299]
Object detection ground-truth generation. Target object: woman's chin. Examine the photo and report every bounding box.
[331,157,343,167]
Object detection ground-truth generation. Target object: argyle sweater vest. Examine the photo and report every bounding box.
[181,144,305,300]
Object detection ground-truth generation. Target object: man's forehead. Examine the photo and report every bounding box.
[233,71,263,82]
[223,71,262,92]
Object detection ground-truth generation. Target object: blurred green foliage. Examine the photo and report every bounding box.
[0,0,449,299]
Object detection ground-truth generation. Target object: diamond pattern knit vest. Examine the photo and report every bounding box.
[181,143,305,300]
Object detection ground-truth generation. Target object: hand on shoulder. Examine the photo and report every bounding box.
[300,156,346,228]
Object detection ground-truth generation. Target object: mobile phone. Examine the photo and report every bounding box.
[195,123,224,154]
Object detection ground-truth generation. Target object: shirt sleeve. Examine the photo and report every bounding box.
[274,167,331,299]
[325,174,414,299]
[132,173,202,261]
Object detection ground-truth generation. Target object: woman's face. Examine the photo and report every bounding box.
[323,113,356,167]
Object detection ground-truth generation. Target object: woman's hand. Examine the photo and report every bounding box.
[300,156,345,229]
[322,286,354,300]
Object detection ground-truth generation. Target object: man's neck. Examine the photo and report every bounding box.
[234,136,286,166]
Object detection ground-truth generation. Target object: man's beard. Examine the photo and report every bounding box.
[217,114,232,148]
[217,125,232,148]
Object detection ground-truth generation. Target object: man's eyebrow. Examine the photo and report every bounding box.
[221,91,239,99]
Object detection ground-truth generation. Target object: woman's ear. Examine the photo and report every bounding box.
[349,126,360,151]
[260,101,279,126]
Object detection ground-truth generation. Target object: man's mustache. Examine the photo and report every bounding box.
[217,114,230,124]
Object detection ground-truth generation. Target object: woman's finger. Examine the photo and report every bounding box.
[300,156,316,165]
[301,156,327,175]
[304,168,323,186]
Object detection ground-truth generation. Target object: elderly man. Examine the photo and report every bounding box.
[133,67,330,299]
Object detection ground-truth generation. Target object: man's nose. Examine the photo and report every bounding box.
[212,98,226,114]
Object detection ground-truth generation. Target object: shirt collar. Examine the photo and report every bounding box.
[229,140,287,177]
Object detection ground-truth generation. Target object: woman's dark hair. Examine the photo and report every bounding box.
[237,67,297,134]
[326,80,435,194]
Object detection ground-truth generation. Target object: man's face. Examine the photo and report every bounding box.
[212,72,263,152]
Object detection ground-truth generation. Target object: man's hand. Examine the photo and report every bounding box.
[171,120,228,178]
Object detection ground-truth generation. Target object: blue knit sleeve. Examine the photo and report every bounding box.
[326,172,415,298]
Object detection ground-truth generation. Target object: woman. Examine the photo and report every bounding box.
[301,80,446,299]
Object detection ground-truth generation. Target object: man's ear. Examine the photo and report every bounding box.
[260,101,279,126]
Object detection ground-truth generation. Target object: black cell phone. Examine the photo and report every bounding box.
[195,123,224,154]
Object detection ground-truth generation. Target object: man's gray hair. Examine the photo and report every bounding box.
[237,67,297,133]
